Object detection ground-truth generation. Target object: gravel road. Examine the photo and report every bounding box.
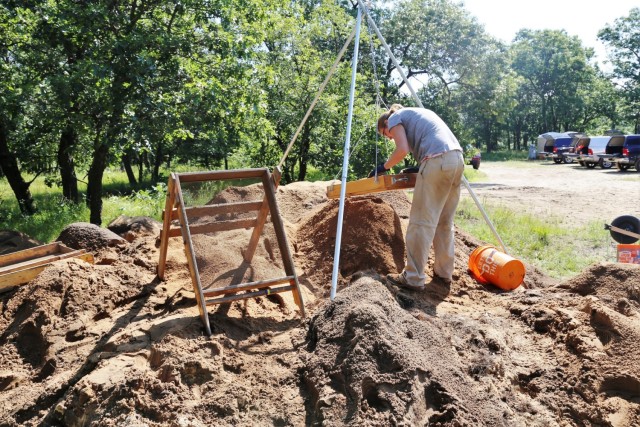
[463,160,640,227]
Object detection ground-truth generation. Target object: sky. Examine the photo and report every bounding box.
[461,0,637,67]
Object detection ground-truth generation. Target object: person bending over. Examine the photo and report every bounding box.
[370,104,464,290]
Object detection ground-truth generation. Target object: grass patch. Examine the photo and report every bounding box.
[463,166,487,182]
[0,171,167,243]
[455,197,613,280]
[480,150,530,162]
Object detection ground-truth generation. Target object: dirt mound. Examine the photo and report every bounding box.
[57,222,128,253]
[302,276,505,426]
[276,181,332,224]
[294,196,405,298]
[107,215,162,242]
[0,230,42,255]
[554,262,640,305]
[1,180,639,426]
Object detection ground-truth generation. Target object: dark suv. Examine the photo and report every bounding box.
[539,136,574,164]
[601,134,640,172]
[563,134,589,164]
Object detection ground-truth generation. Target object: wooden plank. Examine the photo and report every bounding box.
[166,200,264,221]
[0,252,94,292]
[245,169,273,262]
[203,276,295,297]
[165,217,258,238]
[174,176,212,336]
[204,285,295,306]
[176,168,268,183]
[262,168,305,317]
[1,254,63,275]
[0,243,61,268]
[157,174,176,280]
[326,173,417,199]
[0,266,48,292]
[0,248,89,275]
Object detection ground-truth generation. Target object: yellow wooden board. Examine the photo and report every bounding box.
[326,173,417,199]
[0,243,94,292]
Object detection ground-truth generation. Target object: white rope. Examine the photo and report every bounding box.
[367,19,387,177]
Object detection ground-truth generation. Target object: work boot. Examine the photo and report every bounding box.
[386,272,424,291]
[433,275,452,285]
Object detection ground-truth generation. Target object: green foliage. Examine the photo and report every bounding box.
[509,29,596,135]
[0,171,166,242]
[1,0,639,225]
[598,7,640,132]
[102,184,167,222]
[480,151,529,162]
[0,192,89,243]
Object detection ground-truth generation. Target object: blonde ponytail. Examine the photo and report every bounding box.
[377,104,404,134]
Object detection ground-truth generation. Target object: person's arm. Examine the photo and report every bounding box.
[383,124,410,169]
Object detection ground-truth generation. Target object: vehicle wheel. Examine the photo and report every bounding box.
[600,160,613,169]
[616,163,630,171]
[563,156,574,164]
[610,215,640,244]
[553,158,562,164]
[585,162,596,169]
[636,158,640,172]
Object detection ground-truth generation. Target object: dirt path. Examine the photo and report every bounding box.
[463,161,640,226]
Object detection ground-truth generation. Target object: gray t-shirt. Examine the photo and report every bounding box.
[387,108,462,162]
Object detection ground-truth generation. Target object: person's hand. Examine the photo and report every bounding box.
[368,162,388,178]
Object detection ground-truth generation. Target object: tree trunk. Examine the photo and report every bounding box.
[152,142,162,183]
[87,143,109,225]
[58,125,79,203]
[122,148,137,186]
[137,153,144,185]
[0,121,37,214]
[297,124,311,181]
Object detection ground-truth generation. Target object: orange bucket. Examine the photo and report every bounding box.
[468,245,525,291]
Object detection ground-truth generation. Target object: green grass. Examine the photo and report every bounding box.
[480,150,530,162]
[455,197,613,279]
[0,171,168,243]
[463,166,487,182]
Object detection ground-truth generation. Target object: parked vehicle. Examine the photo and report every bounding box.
[598,134,640,172]
[537,132,577,164]
[575,136,613,169]
[562,134,589,165]
[470,152,481,169]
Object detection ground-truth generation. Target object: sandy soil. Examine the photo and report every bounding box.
[464,161,640,226]
[1,167,639,426]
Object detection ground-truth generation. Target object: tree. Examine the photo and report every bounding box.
[0,5,42,214]
[598,7,640,132]
[510,29,595,134]
[252,0,368,182]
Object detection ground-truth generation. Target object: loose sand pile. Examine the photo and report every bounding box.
[0,180,639,426]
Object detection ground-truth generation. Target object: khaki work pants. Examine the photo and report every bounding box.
[403,150,464,286]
